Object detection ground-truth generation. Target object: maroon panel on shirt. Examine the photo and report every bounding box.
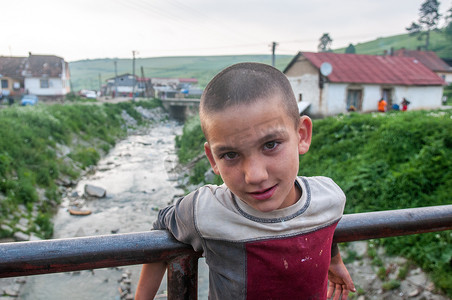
[245,223,337,300]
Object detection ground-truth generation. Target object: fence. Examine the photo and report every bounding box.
[1,204,452,299]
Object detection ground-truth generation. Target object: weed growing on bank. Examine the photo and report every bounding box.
[300,110,452,296]
[0,99,160,239]
[176,109,452,297]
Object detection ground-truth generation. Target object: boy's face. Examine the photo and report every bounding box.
[203,95,312,213]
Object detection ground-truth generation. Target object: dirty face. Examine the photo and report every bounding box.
[203,95,312,212]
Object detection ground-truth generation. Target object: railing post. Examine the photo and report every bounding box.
[167,252,201,300]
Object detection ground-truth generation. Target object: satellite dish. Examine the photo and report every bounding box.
[320,62,333,76]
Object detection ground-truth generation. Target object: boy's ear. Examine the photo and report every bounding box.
[204,142,220,175]
[298,116,312,155]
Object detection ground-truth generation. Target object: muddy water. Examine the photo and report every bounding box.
[19,121,209,299]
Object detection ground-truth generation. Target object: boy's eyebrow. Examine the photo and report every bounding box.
[212,130,288,154]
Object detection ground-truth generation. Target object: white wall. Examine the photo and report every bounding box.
[288,74,444,117]
[288,74,321,116]
[393,86,443,110]
[25,78,68,96]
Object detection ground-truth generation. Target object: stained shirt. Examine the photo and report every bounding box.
[153,176,346,300]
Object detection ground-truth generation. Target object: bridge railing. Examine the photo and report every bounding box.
[1,204,452,299]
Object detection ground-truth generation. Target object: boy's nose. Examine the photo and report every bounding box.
[243,158,268,185]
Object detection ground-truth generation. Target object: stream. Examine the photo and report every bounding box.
[19,120,209,299]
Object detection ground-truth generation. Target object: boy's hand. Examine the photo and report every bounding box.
[327,251,355,300]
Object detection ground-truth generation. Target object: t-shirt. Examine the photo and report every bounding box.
[153,176,346,300]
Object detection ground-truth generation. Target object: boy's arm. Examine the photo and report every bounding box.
[135,262,167,300]
[327,244,356,300]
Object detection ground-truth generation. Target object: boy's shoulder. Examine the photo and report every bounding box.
[297,175,346,203]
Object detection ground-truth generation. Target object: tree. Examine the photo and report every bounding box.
[445,6,452,39]
[345,43,356,54]
[406,0,441,50]
[318,33,333,52]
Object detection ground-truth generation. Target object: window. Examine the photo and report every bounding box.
[1,79,8,89]
[40,79,49,88]
[346,89,362,111]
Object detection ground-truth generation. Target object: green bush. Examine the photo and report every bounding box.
[299,110,452,297]
[174,109,452,296]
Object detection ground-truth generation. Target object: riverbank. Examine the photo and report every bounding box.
[174,110,452,299]
[0,99,164,241]
[0,100,179,298]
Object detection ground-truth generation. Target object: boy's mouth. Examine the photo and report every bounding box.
[248,185,277,200]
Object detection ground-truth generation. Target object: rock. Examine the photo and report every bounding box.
[14,222,28,233]
[70,191,80,198]
[13,231,29,241]
[204,169,216,183]
[3,286,19,297]
[75,227,86,237]
[29,234,42,241]
[18,218,29,228]
[408,288,420,297]
[351,241,368,257]
[0,224,13,234]
[84,184,107,198]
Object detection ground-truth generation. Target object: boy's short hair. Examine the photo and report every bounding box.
[200,62,300,135]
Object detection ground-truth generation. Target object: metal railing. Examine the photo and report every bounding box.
[1,204,452,299]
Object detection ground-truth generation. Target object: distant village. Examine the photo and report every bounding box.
[1,49,451,117]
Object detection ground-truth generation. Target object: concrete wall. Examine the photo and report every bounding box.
[24,77,68,96]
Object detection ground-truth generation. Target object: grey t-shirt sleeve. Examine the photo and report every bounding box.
[152,189,204,251]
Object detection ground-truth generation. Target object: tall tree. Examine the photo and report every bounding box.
[445,6,452,39]
[406,0,441,50]
[345,43,356,54]
[318,33,333,52]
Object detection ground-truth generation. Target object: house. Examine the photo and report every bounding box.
[0,57,26,98]
[0,53,71,99]
[103,75,198,99]
[104,73,153,97]
[283,52,446,117]
[393,49,452,85]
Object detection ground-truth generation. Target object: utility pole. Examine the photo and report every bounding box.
[132,50,137,101]
[98,73,101,95]
[114,61,118,99]
[141,66,148,98]
[270,41,278,67]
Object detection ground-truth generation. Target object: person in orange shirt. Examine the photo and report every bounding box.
[378,98,387,112]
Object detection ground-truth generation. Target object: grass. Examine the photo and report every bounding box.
[175,108,452,297]
[0,97,161,238]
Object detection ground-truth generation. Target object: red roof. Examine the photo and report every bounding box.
[288,52,445,86]
[393,49,452,73]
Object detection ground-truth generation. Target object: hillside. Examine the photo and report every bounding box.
[69,55,293,92]
[69,30,452,92]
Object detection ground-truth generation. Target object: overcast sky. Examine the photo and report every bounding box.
[1,0,451,62]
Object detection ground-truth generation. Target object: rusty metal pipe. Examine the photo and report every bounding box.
[334,204,452,243]
[0,230,193,278]
[1,204,452,286]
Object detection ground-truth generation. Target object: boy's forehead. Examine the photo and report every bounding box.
[202,102,293,148]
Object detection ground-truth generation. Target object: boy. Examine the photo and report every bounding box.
[136,63,355,299]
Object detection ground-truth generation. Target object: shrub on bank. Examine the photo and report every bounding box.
[176,109,452,297]
[0,99,161,239]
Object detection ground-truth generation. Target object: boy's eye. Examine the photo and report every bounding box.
[264,141,278,150]
[222,152,238,160]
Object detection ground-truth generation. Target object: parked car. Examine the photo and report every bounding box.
[20,95,38,106]
[79,90,97,99]
[85,91,97,99]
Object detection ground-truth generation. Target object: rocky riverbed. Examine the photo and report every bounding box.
[0,105,450,299]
